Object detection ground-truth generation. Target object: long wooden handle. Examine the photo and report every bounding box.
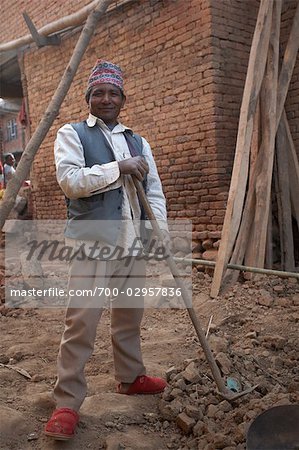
[132,177,230,396]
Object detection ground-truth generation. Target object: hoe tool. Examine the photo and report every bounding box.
[133,177,257,401]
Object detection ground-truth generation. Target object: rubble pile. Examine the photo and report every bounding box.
[158,274,299,449]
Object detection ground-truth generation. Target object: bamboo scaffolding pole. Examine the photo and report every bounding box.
[174,257,299,281]
[0,0,114,229]
[0,0,134,52]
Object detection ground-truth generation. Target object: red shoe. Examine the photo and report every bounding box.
[44,407,79,440]
[118,375,167,395]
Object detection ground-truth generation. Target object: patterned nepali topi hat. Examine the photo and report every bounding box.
[85,59,124,101]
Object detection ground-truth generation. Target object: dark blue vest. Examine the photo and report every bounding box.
[64,121,144,244]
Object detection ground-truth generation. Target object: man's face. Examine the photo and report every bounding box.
[88,83,125,126]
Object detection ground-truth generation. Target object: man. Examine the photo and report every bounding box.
[45,60,168,440]
[3,153,16,187]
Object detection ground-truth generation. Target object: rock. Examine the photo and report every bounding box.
[0,354,9,364]
[185,405,203,420]
[159,399,183,421]
[215,352,232,375]
[263,335,286,350]
[173,237,190,253]
[257,290,273,307]
[245,331,257,339]
[176,412,195,434]
[209,335,229,353]
[174,378,187,391]
[202,239,213,250]
[218,400,232,413]
[165,366,177,381]
[292,293,299,306]
[206,404,218,418]
[182,361,200,384]
[273,297,290,307]
[202,249,218,261]
[193,419,206,436]
[212,433,234,448]
[170,388,184,397]
[273,285,284,294]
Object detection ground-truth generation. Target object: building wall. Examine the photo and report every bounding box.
[22,0,218,233]
[0,112,24,157]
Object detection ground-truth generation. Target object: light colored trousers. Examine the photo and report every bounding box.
[54,255,146,411]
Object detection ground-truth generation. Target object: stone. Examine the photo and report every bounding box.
[202,249,218,261]
[257,289,273,307]
[208,335,229,353]
[245,331,257,339]
[273,297,290,307]
[292,293,299,306]
[165,366,177,382]
[273,285,284,293]
[263,335,286,350]
[0,354,9,364]
[174,378,187,391]
[176,412,195,434]
[159,399,183,421]
[206,404,218,418]
[218,400,232,413]
[212,433,234,448]
[202,239,213,250]
[215,352,231,375]
[173,237,190,253]
[185,405,203,420]
[193,419,206,436]
[182,361,200,384]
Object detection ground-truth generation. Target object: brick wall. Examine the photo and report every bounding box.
[1,0,298,250]
[22,0,217,229]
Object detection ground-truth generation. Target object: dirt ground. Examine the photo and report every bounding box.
[0,246,298,450]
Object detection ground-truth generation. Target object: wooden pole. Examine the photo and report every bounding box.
[0,0,114,229]
[283,110,299,230]
[276,119,295,271]
[210,0,273,298]
[276,0,299,127]
[243,0,281,270]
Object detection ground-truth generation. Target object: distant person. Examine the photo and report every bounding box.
[3,153,16,187]
[44,60,168,441]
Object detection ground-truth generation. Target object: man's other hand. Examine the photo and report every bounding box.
[118,156,149,181]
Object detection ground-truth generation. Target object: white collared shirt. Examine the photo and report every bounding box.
[54,114,167,255]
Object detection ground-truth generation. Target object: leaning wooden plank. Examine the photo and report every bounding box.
[276,118,295,271]
[274,156,285,269]
[276,0,299,127]
[244,98,261,274]
[265,201,273,269]
[244,0,281,270]
[223,0,281,287]
[210,0,273,298]
[283,110,299,230]
[0,0,114,229]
